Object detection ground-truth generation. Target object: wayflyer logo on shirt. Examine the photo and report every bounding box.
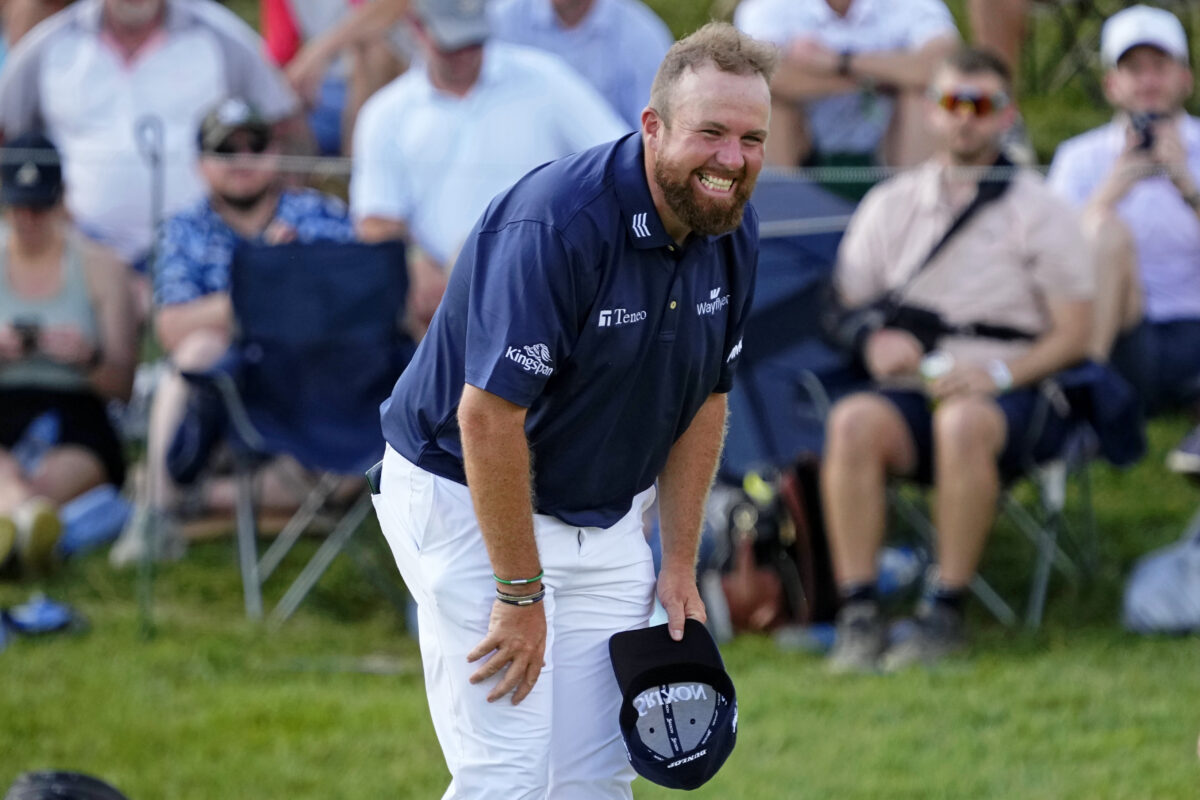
[505,343,554,376]
[696,287,730,317]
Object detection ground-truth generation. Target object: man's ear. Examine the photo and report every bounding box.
[642,107,662,152]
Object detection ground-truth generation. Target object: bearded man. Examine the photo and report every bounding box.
[367,21,776,800]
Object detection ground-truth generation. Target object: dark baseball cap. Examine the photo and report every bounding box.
[414,0,489,51]
[0,132,63,209]
[197,98,270,153]
[609,619,738,791]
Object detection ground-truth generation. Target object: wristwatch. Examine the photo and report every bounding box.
[986,359,1013,392]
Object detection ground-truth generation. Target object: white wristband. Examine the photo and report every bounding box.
[987,359,1013,392]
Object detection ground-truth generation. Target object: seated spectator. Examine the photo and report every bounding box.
[109,99,356,566]
[0,133,136,574]
[734,0,959,194]
[0,0,302,311]
[1047,5,1200,474]
[350,0,625,335]
[262,0,410,155]
[489,0,674,130]
[821,48,1092,672]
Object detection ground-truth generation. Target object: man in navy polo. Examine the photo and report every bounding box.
[368,21,776,800]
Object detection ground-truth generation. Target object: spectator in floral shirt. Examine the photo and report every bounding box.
[111,98,355,566]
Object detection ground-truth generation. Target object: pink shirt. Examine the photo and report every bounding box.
[836,161,1093,375]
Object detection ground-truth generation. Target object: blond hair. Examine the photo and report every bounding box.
[649,22,778,123]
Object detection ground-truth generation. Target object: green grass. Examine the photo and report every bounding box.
[2,419,1200,798]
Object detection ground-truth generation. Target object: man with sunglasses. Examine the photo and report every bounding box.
[109,98,355,566]
[1048,5,1200,476]
[822,47,1093,672]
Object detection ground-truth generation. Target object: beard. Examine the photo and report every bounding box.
[216,185,274,212]
[653,159,754,237]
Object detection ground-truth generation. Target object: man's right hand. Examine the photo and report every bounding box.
[864,328,923,379]
[466,597,547,705]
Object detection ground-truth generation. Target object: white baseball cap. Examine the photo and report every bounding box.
[1101,4,1189,67]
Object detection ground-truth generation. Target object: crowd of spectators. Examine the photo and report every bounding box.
[0,0,1197,663]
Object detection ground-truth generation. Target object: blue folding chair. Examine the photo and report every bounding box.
[183,239,413,624]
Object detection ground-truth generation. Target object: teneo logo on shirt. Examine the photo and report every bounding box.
[632,683,709,717]
[696,287,730,317]
[505,343,553,377]
[598,307,648,328]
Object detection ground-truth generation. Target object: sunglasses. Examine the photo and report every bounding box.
[211,131,271,156]
[929,89,1010,118]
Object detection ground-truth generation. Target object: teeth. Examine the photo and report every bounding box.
[699,173,733,192]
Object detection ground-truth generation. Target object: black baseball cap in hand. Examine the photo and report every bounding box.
[609,619,738,790]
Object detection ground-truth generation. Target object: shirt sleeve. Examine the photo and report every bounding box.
[619,11,674,130]
[834,184,893,307]
[714,211,759,394]
[461,220,586,407]
[203,2,300,121]
[542,57,629,153]
[1046,140,1094,209]
[901,0,961,48]
[0,31,46,137]
[153,214,210,307]
[350,89,414,222]
[734,0,790,47]
[1023,183,1095,302]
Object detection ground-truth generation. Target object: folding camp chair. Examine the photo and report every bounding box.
[183,239,413,625]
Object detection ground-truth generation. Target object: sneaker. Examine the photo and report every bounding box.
[1166,424,1200,475]
[880,601,967,672]
[827,601,887,674]
[13,498,62,575]
[108,504,186,568]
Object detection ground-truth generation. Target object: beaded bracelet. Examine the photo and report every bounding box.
[494,570,544,586]
[495,588,546,607]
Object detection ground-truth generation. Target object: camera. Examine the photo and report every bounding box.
[1130,111,1163,151]
[12,317,40,354]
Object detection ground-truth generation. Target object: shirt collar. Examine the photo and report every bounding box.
[814,0,874,25]
[612,133,676,250]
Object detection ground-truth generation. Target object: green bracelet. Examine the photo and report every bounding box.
[494,570,544,586]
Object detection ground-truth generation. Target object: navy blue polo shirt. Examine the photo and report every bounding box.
[380,133,759,527]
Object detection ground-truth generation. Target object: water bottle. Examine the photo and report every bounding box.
[11,411,60,474]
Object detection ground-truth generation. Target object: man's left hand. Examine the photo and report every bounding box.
[1152,120,1199,198]
[656,566,706,642]
[930,363,998,399]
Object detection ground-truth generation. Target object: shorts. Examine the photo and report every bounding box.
[1110,319,1200,416]
[879,388,1072,485]
[0,387,127,487]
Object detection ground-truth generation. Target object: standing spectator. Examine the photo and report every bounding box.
[261,0,410,155]
[0,0,302,295]
[0,133,136,574]
[822,48,1092,672]
[489,0,674,130]
[1047,5,1200,473]
[350,0,626,334]
[109,99,355,566]
[734,0,959,189]
[369,22,773,797]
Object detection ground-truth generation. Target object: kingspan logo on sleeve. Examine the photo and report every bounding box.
[696,286,730,317]
[505,343,554,376]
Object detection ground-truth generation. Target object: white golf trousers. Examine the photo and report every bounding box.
[373,445,657,800]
